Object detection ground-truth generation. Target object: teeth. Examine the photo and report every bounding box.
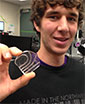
[55,38,67,41]
[53,37,69,41]
[58,39,67,41]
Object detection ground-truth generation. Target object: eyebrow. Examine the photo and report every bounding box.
[46,11,60,16]
[45,11,78,18]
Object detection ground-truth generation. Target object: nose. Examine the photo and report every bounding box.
[57,16,69,33]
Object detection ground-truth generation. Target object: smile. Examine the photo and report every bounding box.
[53,37,69,45]
[55,38,69,41]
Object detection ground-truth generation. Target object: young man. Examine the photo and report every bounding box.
[0,0,85,103]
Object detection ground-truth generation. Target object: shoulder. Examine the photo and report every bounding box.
[67,55,85,71]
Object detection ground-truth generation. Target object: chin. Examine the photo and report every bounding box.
[52,47,69,55]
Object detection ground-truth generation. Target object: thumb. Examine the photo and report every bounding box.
[11,72,36,94]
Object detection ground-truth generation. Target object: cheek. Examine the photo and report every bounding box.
[42,21,55,34]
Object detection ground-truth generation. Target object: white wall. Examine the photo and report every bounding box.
[0,0,20,36]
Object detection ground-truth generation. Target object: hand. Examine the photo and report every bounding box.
[0,44,36,102]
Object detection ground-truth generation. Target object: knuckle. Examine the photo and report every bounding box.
[9,47,20,51]
[0,44,9,52]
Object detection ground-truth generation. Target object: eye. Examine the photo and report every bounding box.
[67,17,76,22]
[49,16,57,19]
[48,15,60,21]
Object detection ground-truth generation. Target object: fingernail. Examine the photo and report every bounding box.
[15,50,22,54]
[25,72,36,77]
[5,52,11,58]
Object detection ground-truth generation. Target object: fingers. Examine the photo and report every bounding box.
[0,43,22,64]
[0,44,35,101]
[9,47,22,56]
[11,72,36,94]
[0,72,36,102]
[0,43,11,64]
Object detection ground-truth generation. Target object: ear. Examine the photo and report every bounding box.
[33,21,40,32]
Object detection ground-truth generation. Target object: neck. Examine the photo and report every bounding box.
[37,48,66,67]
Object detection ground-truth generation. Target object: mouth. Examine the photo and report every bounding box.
[54,37,69,41]
[53,37,69,45]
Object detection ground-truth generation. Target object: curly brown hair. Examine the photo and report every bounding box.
[31,0,84,35]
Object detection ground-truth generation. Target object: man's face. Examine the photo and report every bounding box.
[35,5,79,55]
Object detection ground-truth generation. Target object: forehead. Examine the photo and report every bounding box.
[44,5,79,16]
